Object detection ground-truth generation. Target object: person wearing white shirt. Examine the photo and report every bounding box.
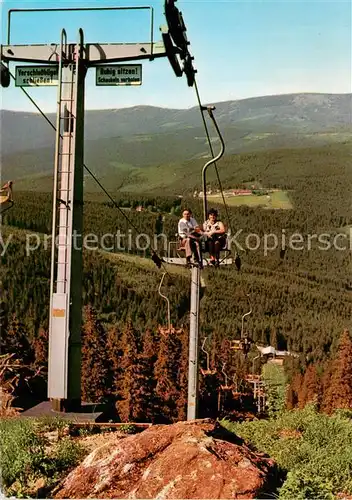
[177,209,202,267]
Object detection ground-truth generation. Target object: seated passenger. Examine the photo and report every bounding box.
[178,209,202,267]
[203,208,226,266]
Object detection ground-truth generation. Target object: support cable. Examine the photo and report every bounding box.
[8,69,169,274]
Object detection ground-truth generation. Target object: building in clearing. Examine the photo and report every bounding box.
[233,189,252,196]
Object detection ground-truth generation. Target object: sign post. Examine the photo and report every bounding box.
[96,64,142,86]
[15,65,59,86]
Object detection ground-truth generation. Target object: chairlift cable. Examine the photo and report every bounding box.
[9,69,170,275]
[8,70,57,134]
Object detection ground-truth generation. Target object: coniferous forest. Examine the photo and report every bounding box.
[1,142,352,421]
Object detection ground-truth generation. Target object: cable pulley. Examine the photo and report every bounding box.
[161,29,183,77]
[164,0,189,56]
[0,62,10,88]
[163,0,196,87]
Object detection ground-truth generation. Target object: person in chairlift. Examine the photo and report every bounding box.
[177,209,202,267]
[203,208,226,266]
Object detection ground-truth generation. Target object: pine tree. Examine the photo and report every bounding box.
[323,329,352,413]
[3,315,33,365]
[0,299,8,334]
[321,361,333,412]
[286,384,297,410]
[31,328,48,400]
[289,372,303,409]
[106,325,122,402]
[176,327,188,421]
[124,328,160,423]
[116,321,140,421]
[81,306,109,403]
[33,328,48,369]
[299,364,320,409]
[154,327,182,423]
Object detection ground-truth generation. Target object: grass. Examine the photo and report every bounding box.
[222,404,352,499]
[208,190,293,209]
[270,191,293,209]
[0,416,86,497]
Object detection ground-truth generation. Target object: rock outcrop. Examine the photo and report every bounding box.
[55,419,277,499]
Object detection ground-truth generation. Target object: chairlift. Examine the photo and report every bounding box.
[164,107,235,269]
[245,373,262,383]
[201,107,232,267]
[230,294,253,354]
[231,373,242,397]
[158,272,171,333]
[220,362,233,391]
[0,181,14,215]
[200,337,216,376]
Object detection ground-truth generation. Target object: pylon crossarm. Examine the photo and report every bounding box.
[87,42,167,64]
[1,42,167,65]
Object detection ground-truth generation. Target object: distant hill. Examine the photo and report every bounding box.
[9,141,352,196]
[1,93,351,155]
[1,93,351,189]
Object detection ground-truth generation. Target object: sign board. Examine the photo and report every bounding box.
[15,65,59,86]
[96,64,142,86]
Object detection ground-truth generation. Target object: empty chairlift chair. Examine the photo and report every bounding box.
[200,337,217,376]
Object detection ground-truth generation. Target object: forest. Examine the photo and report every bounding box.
[1,141,351,420]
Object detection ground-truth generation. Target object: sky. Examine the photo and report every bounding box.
[0,0,351,112]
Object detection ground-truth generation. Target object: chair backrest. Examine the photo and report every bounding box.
[0,182,13,202]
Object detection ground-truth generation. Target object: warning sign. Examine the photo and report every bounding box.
[96,64,142,86]
[15,66,59,86]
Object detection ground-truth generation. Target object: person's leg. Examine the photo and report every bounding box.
[208,238,216,262]
[214,240,221,265]
[194,240,203,268]
[184,238,192,262]
[190,237,199,260]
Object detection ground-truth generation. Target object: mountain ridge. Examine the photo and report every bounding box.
[1,92,351,157]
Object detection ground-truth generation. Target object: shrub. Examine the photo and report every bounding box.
[119,423,137,434]
[51,438,86,472]
[262,363,287,418]
[279,470,335,500]
[0,418,46,488]
[35,415,69,435]
[0,417,86,497]
[221,404,352,497]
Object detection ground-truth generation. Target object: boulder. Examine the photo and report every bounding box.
[55,419,276,499]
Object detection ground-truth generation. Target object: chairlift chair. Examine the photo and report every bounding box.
[158,272,171,333]
[0,181,14,215]
[200,337,217,376]
[229,336,253,352]
[220,362,233,391]
[245,374,262,382]
[231,374,242,397]
[230,339,243,351]
[230,295,253,352]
